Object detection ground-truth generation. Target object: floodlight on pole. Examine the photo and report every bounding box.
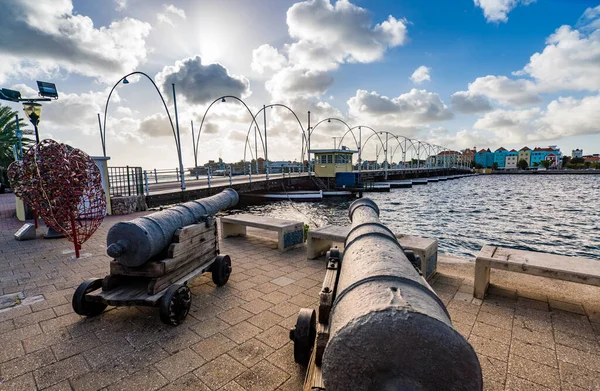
[22,102,42,143]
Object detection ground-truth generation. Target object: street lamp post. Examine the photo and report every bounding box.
[171,84,186,191]
[22,103,42,143]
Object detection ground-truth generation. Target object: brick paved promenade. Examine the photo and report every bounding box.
[0,193,599,390]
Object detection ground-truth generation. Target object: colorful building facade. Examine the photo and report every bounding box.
[494,147,509,168]
[505,149,518,169]
[518,147,531,167]
[474,149,493,168]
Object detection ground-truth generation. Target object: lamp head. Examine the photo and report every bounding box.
[221,97,226,103]
[328,118,331,123]
[22,102,42,126]
[123,78,130,84]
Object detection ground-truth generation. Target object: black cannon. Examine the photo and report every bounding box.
[72,189,239,325]
[290,198,482,390]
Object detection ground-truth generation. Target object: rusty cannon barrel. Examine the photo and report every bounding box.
[321,198,482,391]
[106,189,239,267]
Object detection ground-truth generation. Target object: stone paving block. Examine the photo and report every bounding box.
[39,313,81,333]
[0,372,36,391]
[115,343,170,375]
[261,291,290,305]
[477,353,507,386]
[247,311,285,331]
[505,375,552,390]
[13,308,56,329]
[194,354,246,390]
[52,303,73,317]
[276,284,305,297]
[558,361,600,390]
[229,338,274,368]
[269,302,299,318]
[516,296,549,312]
[447,299,481,315]
[82,341,134,369]
[240,299,273,315]
[158,372,210,391]
[220,380,246,391]
[52,332,101,361]
[222,321,262,344]
[477,310,513,331]
[254,282,280,294]
[233,288,263,302]
[554,329,600,355]
[0,323,42,343]
[507,354,560,390]
[189,317,230,339]
[107,366,168,391]
[510,339,557,368]
[512,324,555,350]
[0,347,56,381]
[453,321,472,339]
[218,307,253,326]
[556,343,600,372]
[70,360,129,391]
[0,338,24,364]
[471,321,511,345]
[552,311,596,339]
[468,334,509,362]
[265,342,305,379]
[255,325,290,350]
[191,333,236,362]
[44,379,73,391]
[33,354,90,389]
[270,277,295,287]
[513,310,552,331]
[448,308,477,326]
[155,348,205,381]
[234,360,289,391]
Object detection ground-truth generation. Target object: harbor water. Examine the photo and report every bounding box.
[234,174,600,260]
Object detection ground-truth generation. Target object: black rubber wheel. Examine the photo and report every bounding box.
[290,308,317,365]
[211,255,232,287]
[159,284,192,326]
[72,278,107,317]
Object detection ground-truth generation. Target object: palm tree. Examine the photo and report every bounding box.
[0,104,32,187]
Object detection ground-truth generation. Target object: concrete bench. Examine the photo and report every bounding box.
[307,225,438,280]
[474,245,600,299]
[220,214,304,252]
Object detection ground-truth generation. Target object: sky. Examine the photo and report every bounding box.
[1,0,599,169]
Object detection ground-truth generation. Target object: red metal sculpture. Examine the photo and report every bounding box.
[8,140,106,257]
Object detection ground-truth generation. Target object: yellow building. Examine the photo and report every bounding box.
[310,149,356,178]
[518,146,531,166]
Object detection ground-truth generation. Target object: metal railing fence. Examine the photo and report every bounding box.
[108,166,144,196]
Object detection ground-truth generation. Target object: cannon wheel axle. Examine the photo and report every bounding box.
[290,308,316,365]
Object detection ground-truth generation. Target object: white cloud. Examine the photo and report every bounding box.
[286,0,408,68]
[425,128,496,151]
[155,56,251,104]
[465,75,540,107]
[473,0,535,23]
[520,25,600,92]
[256,0,409,100]
[473,94,600,142]
[251,44,287,74]
[266,68,333,100]
[410,66,431,84]
[114,0,127,11]
[576,5,600,32]
[347,89,453,126]
[0,0,151,83]
[138,113,174,138]
[450,91,493,114]
[157,4,187,26]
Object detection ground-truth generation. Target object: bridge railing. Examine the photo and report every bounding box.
[108,166,144,197]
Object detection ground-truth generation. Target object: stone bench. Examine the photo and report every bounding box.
[307,225,438,280]
[474,245,600,299]
[220,214,304,252]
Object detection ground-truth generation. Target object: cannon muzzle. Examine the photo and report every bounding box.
[321,198,482,390]
[106,189,239,267]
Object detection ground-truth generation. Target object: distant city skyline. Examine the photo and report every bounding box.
[1,0,599,169]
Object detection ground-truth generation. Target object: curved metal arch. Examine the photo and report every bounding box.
[335,126,361,151]
[194,95,264,161]
[102,71,178,155]
[359,130,388,165]
[339,125,384,154]
[309,117,351,137]
[242,103,308,165]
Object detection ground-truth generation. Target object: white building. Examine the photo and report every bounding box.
[505,154,518,169]
[572,149,583,158]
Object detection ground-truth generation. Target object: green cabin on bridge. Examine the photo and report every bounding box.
[310,148,357,178]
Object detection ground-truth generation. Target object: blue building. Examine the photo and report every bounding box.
[474,148,493,168]
[493,147,509,168]
[531,146,562,167]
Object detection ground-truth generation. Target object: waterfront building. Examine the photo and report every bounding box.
[269,161,303,173]
[310,148,356,177]
[460,148,476,166]
[437,150,460,167]
[518,146,531,166]
[531,146,562,167]
[493,147,509,168]
[572,149,583,158]
[505,149,518,169]
[474,148,493,168]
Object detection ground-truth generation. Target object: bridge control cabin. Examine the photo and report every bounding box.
[310,149,357,178]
